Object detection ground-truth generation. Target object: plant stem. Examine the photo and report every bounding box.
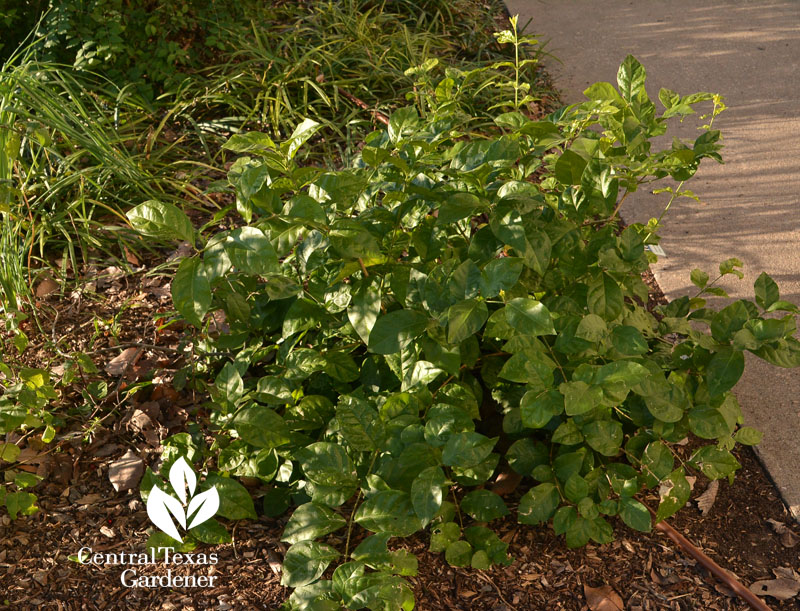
[644,181,685,243]
[344,450,379,558]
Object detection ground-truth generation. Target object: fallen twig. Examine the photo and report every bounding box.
[315,74,390,126]
[645,505,772,611]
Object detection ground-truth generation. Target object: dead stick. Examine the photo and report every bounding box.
[337,87,389,125]
[647,508,771,611]
[358,257,369,277]
[316,74,390,126]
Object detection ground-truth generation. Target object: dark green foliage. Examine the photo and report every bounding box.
[128,43,800,609]
[2,0,253,97]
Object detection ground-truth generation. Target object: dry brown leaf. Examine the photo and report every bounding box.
[750,578,800,600]
[584,584,624,611]
[93,443,121,458]
[35,275,59,297]
[490,469,522,497]
[108,449,144,492]
[104,347,141,376]
[696,479,719,516]
[167,241,193,262]
[774,566,800,581]
[75,493,104,506]
[766,518,800,548]
[123,246,139,266]
[96,265,124,290]
[127,409,163,446]
[266,549,282,575]
[650,568,680,586]
[145,285,171,300]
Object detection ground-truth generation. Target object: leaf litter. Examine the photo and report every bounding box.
[584,583,624,610]
[766,518,800,548]
[696,480,719,516]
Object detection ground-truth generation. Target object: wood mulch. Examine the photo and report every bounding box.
[0,250,798,611]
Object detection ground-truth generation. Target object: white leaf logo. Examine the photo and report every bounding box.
[145,456,219,542]
[169,457,197,503]
[147,487,186,542]
[187,487,220,529]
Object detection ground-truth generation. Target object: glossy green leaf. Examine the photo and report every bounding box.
[688,405,733,439]
[611,325,648,355]
[284,118,322,159]
[216,362,243,403]
[0,442,20,463]
[282,502,347,545]
[587,273,624,321]
[553,506,577,535]
[564,473,589,503]
[617,54,647,102]
[555,150,587,185]
[205,474,257,520]
[446,298,488,344]
[410,466,447,523]
[733,426,763,446]
[329,221,381,260]
[226,226,279,275]
[190,518,232,544]
[655,469,691,522]
[281,540,340,588]
[498,353,554,388]
[444,540,472,567]
[4,491,37,519]
[521,389,563,428]
[388,106,420,143]
[479,258,523,297]
[336,396,386,451]
[348,281,382,345]
[297,442,358,505]
[233,404,290,449]
[127,200,194,243]
[429,522,461,553]
[754,272,780,310]
[552,419,584,445]
[461,489,509,522]
[368,310,428,355]
[437,192,483,225]
[619,497,651,532]
[223,131,276,153]
[171,257,211,328]
[582,420,623,456]
[690,446,741,480]
[354,490,422,536]
[518,483,560,525]
[506,439,549,475]
[641,441,674,487]
[690,268,709,290]
[504,298,555,335]
[707,347,745,396]
[442,432,496,468]
[560,381,602,416]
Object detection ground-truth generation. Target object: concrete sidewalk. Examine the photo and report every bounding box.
[505,0,800,516]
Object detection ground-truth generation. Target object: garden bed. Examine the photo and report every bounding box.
[0,2,797,610]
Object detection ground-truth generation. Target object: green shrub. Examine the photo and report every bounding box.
[0,1,47,58]
[128,40,800,609]
[1,0,253,98]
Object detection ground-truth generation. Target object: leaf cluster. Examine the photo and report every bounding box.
[129,54,800,610]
